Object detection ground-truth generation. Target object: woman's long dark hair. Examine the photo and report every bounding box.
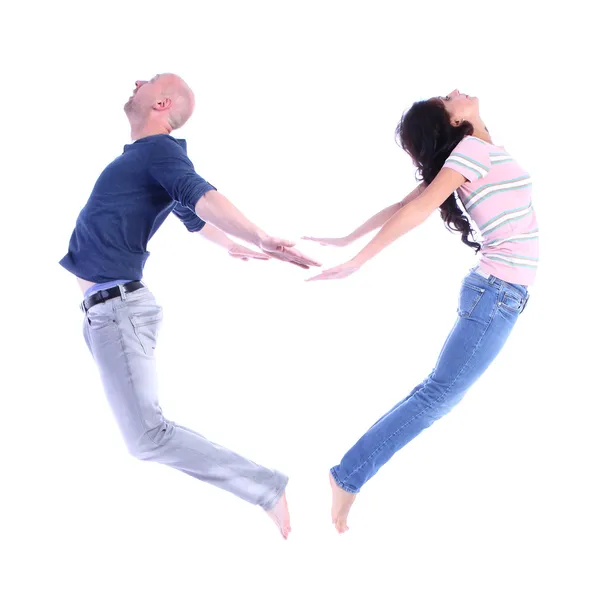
[396,99,481,252]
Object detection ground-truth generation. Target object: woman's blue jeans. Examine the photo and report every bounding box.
[330,268,530,493]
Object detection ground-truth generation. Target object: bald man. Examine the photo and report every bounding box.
[59,73,320,539]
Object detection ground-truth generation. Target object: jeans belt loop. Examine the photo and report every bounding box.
[118,284,127,301]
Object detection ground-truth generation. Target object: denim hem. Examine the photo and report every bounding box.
[330,467,359,494]
[260,472,289,511]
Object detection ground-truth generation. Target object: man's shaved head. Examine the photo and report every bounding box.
[124,73,196,135]
[158,73,195,129]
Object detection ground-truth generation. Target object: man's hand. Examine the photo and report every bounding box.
[258,236,322,270]
[199,224,269,262]
[228,244,270,261]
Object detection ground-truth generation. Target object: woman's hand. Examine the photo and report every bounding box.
[305,259,363,282]
[301,235,351,247]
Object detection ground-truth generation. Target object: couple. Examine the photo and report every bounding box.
[60,73,538,539]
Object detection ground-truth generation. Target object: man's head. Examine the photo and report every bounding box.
[124,73,195,133]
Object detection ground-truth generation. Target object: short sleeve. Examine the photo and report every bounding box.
[442,136,492,182]
[148,137,217,211]
[172,203,207,233]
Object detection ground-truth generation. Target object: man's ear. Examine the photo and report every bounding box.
[153,97,172,112]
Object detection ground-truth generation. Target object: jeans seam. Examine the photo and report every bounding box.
[88,308,152,449]
[157,429,285,506]
[111,305,165,452]
[339,311,494,488]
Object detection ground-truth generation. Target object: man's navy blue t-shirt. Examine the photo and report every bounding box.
[59,134,216,283]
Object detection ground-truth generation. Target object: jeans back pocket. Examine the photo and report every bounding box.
[129,305,163,355]
[458,282,486,319]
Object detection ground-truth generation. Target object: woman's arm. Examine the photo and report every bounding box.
[307,169,465,281]
[352,170,464,265]
[302,182,426,247]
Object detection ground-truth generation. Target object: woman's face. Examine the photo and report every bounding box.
[438,89,480,125]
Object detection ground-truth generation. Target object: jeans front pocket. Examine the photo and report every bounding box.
[498,289,528,317]
[129,305,163,355]
[86,304,116,331]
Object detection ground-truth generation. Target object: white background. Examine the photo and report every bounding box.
[2,1,598,599]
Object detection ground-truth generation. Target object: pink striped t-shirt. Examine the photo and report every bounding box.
[442,136,538,285]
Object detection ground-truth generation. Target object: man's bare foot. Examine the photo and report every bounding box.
[266,492,291,540]
[329,472,357,534]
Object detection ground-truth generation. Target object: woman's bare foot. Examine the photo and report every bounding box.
[266,492,291,540]
[329,472,357,533]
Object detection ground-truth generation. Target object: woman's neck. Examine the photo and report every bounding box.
[470,119,493,144]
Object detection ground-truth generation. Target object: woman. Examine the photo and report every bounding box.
[303,89,538,533]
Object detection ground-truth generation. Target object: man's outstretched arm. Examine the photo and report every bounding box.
[150,138,321,269]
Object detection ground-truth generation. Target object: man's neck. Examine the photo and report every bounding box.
[130,123,172,142]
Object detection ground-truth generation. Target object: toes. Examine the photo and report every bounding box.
[334,518,349,534]
[281,522,291,540]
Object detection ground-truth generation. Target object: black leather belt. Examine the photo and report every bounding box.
[81,281,145,312]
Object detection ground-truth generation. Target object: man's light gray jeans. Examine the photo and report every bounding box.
[82,285,287,510]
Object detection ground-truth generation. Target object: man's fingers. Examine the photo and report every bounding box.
[264,251,311,268]
[267,238,297,249]
[290,260,310,269]
[266,251,321,268]
[230,248,271,260]
[282,248,322,267]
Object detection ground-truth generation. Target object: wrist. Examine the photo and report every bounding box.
[351,251,370,267]
[253,229,269,248]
